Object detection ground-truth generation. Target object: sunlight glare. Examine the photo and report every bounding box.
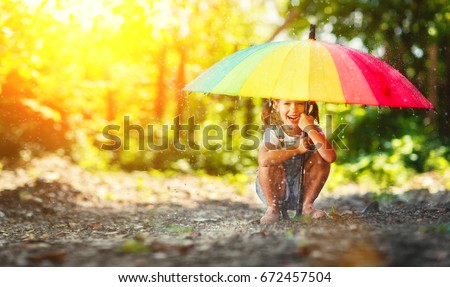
[23,0,123,30]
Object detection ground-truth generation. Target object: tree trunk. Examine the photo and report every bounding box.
[443,41,450,143]
[244,98,255,124]
[106,89,116,121]
[155,48,166,120]
[426,43,438,123]
[176,45,187,121]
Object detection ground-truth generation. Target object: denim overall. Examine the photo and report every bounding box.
[255,126,312,210]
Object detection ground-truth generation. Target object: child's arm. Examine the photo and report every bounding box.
[299,114,336,163]
[258,140,310,167]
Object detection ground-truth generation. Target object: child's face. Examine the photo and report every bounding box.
[275,100,305,126]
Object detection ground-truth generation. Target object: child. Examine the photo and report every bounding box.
[256,99,336,224]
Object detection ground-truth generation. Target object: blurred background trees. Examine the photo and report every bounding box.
[1,0,449,191]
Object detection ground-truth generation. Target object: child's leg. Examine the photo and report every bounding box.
[303,151,331,218]
[257,164,286,224]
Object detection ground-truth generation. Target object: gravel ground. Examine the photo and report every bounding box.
[0,156,449,267]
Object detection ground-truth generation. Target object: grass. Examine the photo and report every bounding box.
[119,239,151,254]
[166,224,194,234]
[118,233,151,254]
[419,223,450,235]
[371,191,399,203]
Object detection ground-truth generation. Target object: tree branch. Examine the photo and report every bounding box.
[266,8,300,42]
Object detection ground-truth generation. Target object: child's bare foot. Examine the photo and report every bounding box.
[302,204,326,219]
[260,208,281,224]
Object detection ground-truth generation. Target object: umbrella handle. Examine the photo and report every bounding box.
[295,101,310,218]
[309,24,316,40]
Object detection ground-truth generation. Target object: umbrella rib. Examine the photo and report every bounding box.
[307,41,313,102]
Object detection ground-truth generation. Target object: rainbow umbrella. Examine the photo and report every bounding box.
[183,34,433,109]
[183,25,434,218]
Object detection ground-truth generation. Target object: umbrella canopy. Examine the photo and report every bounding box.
[184,39,434,109]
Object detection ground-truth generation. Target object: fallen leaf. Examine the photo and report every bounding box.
[52,231,66,237]
[150,241,194,255]
[88,222,102,229]
[21,234,36,241]
[28,251,66,264]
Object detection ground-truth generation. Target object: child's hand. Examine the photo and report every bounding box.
[298,113,315,131]
[296,137,311,153]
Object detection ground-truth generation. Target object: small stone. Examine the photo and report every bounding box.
[349,224,358,231]
[153,252,168,260]
[361,201,380,215]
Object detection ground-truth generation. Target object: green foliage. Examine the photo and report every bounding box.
[322,104,449,191]
[424,146,450,172]
[70,129,115,171]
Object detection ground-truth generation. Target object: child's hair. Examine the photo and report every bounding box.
[261,99,320,126]
[261,100,281,126]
